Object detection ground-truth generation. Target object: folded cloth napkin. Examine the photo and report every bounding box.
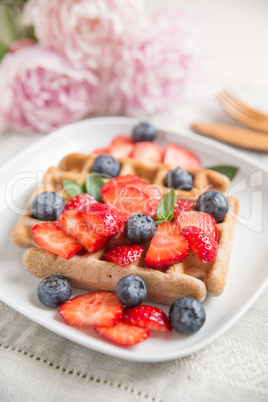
[0,287,267,402]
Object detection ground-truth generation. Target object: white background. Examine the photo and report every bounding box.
[1,0,268,165]
[147,0,268,86]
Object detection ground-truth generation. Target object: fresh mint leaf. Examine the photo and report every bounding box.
[156,188,177,223]
[206,165,238,181]
[154,219,167,225]
[62,180,84,197]
[63,174,104,202]
[85,173,104,203]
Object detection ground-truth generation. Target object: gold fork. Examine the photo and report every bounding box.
[216,90,268,132]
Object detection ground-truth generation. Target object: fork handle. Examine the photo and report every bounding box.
[192,122,268,151]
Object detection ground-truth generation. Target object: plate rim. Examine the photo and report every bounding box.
[1,115,268,177]
[1,116,268,363]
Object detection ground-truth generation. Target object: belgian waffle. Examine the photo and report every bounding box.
[12,153,230,248]
[12,153,239,304]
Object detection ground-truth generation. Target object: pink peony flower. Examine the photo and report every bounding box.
[9,38,37,53]
[0,45,99,132]
[99,9,205,116]
[23,0,146,70]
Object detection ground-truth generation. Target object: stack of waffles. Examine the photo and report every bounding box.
[12,153,239,305]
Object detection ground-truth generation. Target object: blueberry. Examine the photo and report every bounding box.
[124,214,156,244]
[115,275,147,307]
[169,297,206,335]
[196,190,229,223]
[91,154,120,178]
[30,191,65,221]
[164,168,193,191]
[37,275,72,307]
[132,122,157,143]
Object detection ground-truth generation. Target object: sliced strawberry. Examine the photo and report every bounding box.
[164,143,201,169]
[181,226,218,263]
[100,175,142,195]
[58,209,85,236]
[144,221,189,271]
[127,181,161,213]
[102,184,154,218]
[58,210,110,253]
[32,222,83,259]
[104,180,161,213]
[78,203,126,236]
[92,147,110,156]
[77,228,110,254]
[123,305,172,332]
[173,199,196,220]
[63,193,97,212]
[109,222,126,240]
[119,222,126,238]
[109,135,134,159]
[101,176,161,212]
[130,142,164,164]
[103,244,144,266]
[94,322,149,346]
[59,291,123,326]
[174,211,218,241]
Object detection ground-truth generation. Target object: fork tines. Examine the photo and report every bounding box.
[217,90,268,132]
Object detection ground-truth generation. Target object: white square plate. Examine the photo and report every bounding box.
[1,117,268,362]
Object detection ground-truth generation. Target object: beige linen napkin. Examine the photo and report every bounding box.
[0,288,267,402]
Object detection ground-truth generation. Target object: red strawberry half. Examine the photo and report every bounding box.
[79,203,126,236]
[58,210,110,254]
[102,184,154,218]
[103,244,144,267]
[109,135,134,159]
[130,142,164,164]
[123,305,172,332]
[63,193,97,212]
[174,210,218,241]
[173,199,196,220]
[100,175,142,194]
[101,177,161,214]
[144,221,189,271]
[32,222,83,259]
[59,291,123,327]
[181,226,218,263]
[94,322,149,346]
[164,143,200,169]
[92,147,110,156]
[127,181,161,213]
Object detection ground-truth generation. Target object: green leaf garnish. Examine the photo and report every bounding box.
[85,172,104,203]
[62,180,84,197]
[63,173,104,202]
[155,188,177,224]
[206,165,238,181]
[154,219,167,225]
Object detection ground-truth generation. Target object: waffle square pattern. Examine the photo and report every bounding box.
[12,153,239,305]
